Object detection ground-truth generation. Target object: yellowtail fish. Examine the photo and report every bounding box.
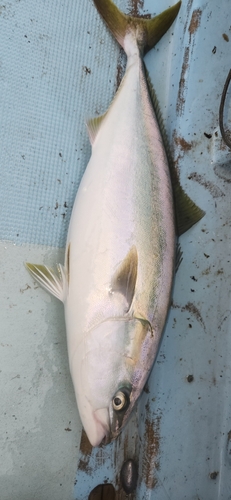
[26,0,204,447]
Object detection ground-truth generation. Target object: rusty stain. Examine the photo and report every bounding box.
[173,131,194,151]
[188,9,202,36]
[177,8,202,116]
[142,402,161,489]
[128,0,144,16]
[183,0,193,34]
[127,0,150,18]
[188,172,225,198]
[222,33,229,42]
[78,456,93,474]
[176,46,189,116]
[77,429,93,474]
[80,429,93,455]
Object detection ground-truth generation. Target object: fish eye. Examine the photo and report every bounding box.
[112,389,129,411]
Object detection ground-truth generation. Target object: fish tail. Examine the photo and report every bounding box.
[93,0,181,55]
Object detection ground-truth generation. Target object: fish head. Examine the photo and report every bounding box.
[70,317,154,446]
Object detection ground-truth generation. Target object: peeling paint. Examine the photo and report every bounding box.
[189,9,202,36]
[177,8,202,116]
[78,430,93,474]
[142,402,161,489]
[177,45,189,116]
[128,0,144,16]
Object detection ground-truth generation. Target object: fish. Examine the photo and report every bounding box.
[25,0,204,447]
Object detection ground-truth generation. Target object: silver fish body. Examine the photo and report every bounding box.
[64,31,175,445]
[26,0,203,447]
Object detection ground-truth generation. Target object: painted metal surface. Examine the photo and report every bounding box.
[0,0,231,498]
[74,0,231,498]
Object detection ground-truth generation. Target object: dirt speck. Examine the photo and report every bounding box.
[210,471,219,480]
[172,301,206,332]
[83,66,91,75]
[188,172,225,198]
[142,402,161,489]
[222,33,229,42]
[202,267,211,277]
[188,9,202,36]
[185,302,206,331]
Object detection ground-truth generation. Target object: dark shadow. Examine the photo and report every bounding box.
[88,483,116,500]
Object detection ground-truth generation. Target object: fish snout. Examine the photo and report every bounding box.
[86,407,110,447]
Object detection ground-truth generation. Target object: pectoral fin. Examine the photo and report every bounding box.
[25,263,67,302]
[111,246,138,311]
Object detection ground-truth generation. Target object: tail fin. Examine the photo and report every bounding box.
[93,0,181,55]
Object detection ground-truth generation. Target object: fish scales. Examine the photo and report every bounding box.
[66,53,175,338]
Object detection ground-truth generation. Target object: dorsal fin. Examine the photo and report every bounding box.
[86,114,106,145]
[111,246,138,311]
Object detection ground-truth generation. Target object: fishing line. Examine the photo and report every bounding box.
[219,68,231,148]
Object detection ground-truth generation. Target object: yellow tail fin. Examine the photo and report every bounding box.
[93,0,181,55]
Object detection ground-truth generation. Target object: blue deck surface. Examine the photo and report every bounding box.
[0,0,231,499]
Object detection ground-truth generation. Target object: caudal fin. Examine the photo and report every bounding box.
[93,0,181,55]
